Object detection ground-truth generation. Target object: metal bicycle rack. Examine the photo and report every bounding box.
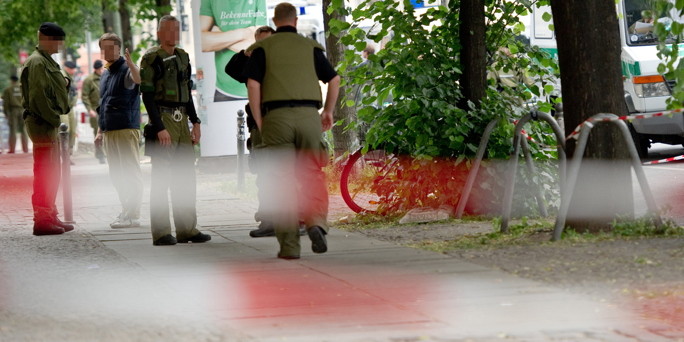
[551,113,662,241]
[456,111,566,222]
[499,111,566,233]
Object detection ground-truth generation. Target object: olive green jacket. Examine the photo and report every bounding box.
[81,72,101,113]
[20,46,70,127]
[2,84,22,114]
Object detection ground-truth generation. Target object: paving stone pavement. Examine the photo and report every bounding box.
[0,150,682,341]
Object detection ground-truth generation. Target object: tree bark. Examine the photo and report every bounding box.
[322,0,356,158]
[458,0,486,109]
[550,1,633,231]
[119,0,133,51]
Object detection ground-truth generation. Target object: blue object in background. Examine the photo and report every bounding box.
[410,0,425,8]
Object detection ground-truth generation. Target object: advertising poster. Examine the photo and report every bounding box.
[192,0,268,156]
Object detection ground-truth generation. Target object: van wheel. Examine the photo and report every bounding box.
[628,124,649,158]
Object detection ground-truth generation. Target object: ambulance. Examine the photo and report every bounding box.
[530,1,684,157]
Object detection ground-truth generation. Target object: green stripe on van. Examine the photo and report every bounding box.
[622,60,641,77]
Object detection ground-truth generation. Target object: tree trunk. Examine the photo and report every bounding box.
[457,0,486,109]
[550,1,633,232]
[322,0,356,159]
[119,0,133,51]
[102,0,120,35]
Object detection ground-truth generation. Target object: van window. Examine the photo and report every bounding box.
[624,0,681,45]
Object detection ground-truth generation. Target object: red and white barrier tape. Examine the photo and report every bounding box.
[566,109,684,141]
[643,154,684,165]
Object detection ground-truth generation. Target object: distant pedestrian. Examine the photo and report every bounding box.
[81,59,106,163]
[245,2,340,259]
[62,60,78,159]
[140,15,211,246]
[20,22,75,235]
[2,75,29,153]
[94,33,144,229]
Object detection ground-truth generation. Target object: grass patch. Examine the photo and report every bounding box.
[335,212,684,254]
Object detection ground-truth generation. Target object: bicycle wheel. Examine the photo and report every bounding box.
[340,148,398,213]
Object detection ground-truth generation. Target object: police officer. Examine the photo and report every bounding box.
[2,75,28,153]
[82,59,105,163]
[21,22,75,235]
[140,15,211,246]
[62,60,78,159]
[245,2,340,259]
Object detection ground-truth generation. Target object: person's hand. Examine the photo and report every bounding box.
[89,109,97,118]
[124,48,134,68]
[157,129,171,147]
[94,132,103,147]
[320,110,334,132]
[191,123,201,145]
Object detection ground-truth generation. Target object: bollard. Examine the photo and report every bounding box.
[59,123,74,223]
[237,109,246,191]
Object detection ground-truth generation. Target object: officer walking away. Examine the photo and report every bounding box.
[140,15,211,246]
[21,22,75,235]
[62,61,79,160]
[94,33,144,229]
[245,2,340,259]
[81,59,106,163]
[2,75,29,153]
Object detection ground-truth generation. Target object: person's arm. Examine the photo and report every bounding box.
[125,49,141,84]
[247,78,262,131]
[225,50,249,83]
[321,75,340,132]
[199,15,256,52]
[2,89,9,115]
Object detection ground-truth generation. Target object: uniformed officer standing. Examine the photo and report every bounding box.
[245,2,340,259]
[140,15,211,246]
[21,22,75,235]
[2,75,29,153]
[81,59,106,163]
[62,61,78,158]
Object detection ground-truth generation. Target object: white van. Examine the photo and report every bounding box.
[530,1,683,157]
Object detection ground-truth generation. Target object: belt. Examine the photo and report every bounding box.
[264,101,319,111]
[159,106,186,122]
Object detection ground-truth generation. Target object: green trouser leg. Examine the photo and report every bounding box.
[261,107,330,256]
[25,116,61,223]
[149,114,199,241]
[104,129,143,220]
[8,108,28,153]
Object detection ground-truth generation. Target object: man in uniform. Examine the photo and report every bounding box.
[62,61,78,159]
[21,22,75,235]
[94,33,143,229]
[82,59,105,163]
[245,2,340,259]
[140,15,211,246]
[2,75,29,153]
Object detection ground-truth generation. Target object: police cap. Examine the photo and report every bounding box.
[39,22,65,40]
[93,60,103,69]
[64,61,77,69]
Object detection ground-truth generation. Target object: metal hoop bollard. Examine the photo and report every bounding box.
[59,123,73,223]
[551,113,662,241]
[500,111,566,233]
[237,109,246,191]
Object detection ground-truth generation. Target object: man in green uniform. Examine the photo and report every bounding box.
[199,0,267,101]
[2,75,28,153]
[21,22,75,236]
[140,15,211,246]
[82,59,105,163]
[245,2,340,259]
[62,61,78,158]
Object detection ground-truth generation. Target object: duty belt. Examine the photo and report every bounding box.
[159,106,185,122]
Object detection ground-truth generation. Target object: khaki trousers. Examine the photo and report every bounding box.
[103,128,143,220]
[149,114,199,241]
[260,107,329,256]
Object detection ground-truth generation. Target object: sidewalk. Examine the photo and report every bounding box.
[0,150,678,341]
